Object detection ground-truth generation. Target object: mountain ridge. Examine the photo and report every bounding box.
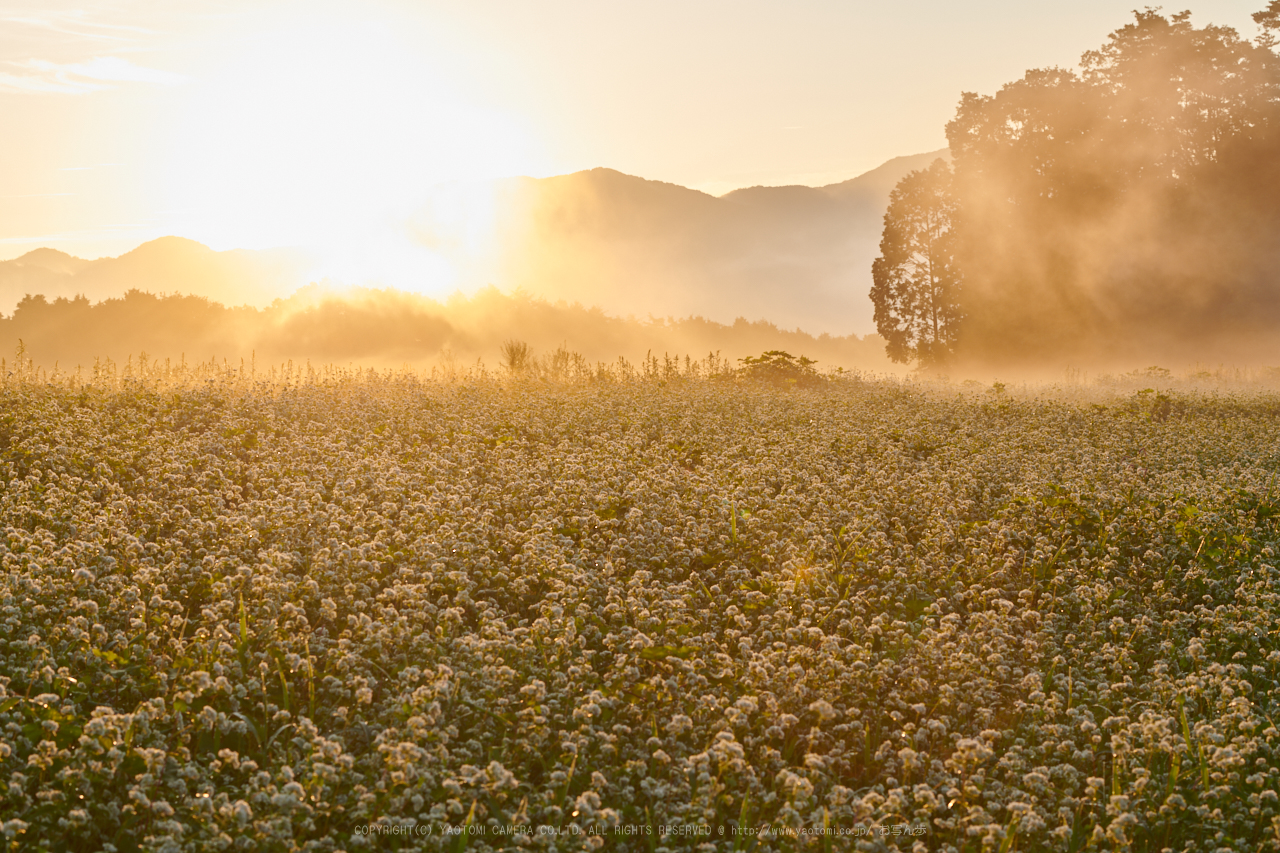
[0,237,314,315]
[2,149,949,333]
[412,148,948,333]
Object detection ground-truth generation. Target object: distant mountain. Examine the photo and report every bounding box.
[1,150,948,335]
[411,149,949,335]
[0,237,314,315]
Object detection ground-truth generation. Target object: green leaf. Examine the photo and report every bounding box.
[91,648,128,665]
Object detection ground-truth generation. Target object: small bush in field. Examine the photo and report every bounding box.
[738,350,824,387]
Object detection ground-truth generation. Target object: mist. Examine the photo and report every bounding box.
[0,237,313,315]
[408,153,945,337]
[939,7,1280,371]
[0,286,895,377]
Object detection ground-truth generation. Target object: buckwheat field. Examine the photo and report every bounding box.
[4,360,1280,853]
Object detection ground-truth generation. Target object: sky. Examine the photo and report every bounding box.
[0,0,1268,273]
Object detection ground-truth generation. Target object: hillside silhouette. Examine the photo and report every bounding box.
[411,151,947,335]
[5,152,941,337]
[0,237,314,314]
[1,287,893,375]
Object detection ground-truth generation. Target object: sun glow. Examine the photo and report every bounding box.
[155,4,539,293]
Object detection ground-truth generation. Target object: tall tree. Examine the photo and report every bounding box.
[870,159,962,367]
[940,6,1280,365]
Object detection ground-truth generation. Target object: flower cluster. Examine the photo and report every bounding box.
[2,365,1280,852]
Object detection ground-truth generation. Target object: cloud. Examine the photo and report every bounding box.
[0,56,186,94]
[0,11,157,41]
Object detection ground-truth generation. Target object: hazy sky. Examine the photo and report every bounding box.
[1,0,1267,266]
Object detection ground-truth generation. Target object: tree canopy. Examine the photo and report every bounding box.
[874,4,1280,367]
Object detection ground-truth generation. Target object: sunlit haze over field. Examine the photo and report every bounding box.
[1,0,1264,299]
[11,5,1280,849]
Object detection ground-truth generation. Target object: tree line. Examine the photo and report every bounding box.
[872,3,1280,368]
[1,286,893,373]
